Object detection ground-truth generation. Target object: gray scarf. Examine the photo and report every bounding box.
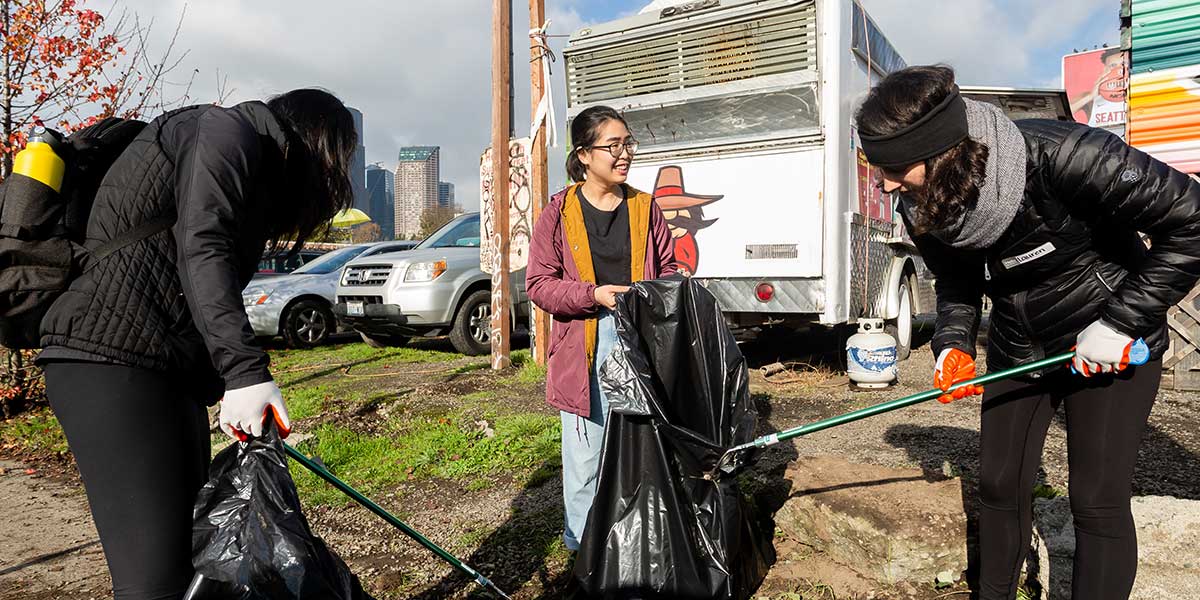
[906,98,1027,249]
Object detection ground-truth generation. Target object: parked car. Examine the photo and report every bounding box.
[334,212,529,355]
[244,241,418,347]
[257,249,326,274]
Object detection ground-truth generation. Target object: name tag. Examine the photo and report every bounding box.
[1001,242,1056,270]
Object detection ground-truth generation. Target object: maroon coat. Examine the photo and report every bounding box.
[526,187,677,417]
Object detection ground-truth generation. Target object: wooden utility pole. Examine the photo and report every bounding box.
[490,0,513,370]
[529,0,551,366]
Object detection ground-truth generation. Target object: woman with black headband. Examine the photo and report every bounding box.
[856,65,1200,600]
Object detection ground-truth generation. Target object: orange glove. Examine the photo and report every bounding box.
[934,348,984,404]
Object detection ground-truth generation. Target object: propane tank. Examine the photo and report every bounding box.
[11,128,66,192]
[846,318,898,389]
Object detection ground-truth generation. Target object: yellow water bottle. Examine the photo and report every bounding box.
[11,128,66,192]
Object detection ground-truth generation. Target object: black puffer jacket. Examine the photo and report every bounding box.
[39,102,288,399]
[910,119,1200,372]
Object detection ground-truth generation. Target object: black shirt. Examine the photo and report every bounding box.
[578,188,632,287]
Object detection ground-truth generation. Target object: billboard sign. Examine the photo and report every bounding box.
[1063,48,1128,134]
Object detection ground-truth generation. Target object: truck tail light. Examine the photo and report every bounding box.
[755,283,774,303]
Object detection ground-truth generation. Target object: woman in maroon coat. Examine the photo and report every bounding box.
[526,106,677,551]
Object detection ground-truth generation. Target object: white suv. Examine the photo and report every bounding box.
[334,213,529,355]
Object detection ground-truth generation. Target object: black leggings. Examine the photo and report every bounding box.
[44,362,211,600]
[977,360,1160,600]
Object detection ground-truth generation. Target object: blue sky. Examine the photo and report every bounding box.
[118,0,1122,211]
[573,0,1121,88]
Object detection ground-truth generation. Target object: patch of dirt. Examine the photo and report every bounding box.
[0,461,108,600]
[3,324,1197,600]
[758,537,970,600]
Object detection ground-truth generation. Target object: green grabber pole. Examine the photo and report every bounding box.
[283,444,513,600]
[712,341,1149,476]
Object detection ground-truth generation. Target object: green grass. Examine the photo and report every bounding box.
[458,525,489,548]
[510,349,532,368]
[500,350,546,385]
[292,425,412,505]
[284,385,333,420]
[1032,483,1064,500]
[270,341,460,377]
[467,477,494,492]
[292,411,561,506]
[515,361,548,384]
[0,408,68,457]
[450,362,490,376]
[394,412,560,479]
[461,391,496,403]
[525,459,562,488]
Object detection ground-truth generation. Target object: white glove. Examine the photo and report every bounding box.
[1073,320,1135,377]
[219,380,292,440]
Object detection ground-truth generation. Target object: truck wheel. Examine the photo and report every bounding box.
[359,331,410,349]
[886,280,914,361]
[282,299,335,348]
[450,290,492,356]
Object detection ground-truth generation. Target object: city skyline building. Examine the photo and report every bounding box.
[438,181,455,209]
[394,146,440,239]
[347,107,368,213]
[366,164,394,240]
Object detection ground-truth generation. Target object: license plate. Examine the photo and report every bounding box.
[346,301,364,317]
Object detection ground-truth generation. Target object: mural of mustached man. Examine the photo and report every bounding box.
[651,166,723,275]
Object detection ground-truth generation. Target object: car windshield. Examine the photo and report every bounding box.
[291,246,369,275]
[417,214,481,249]
[367,242,416,256]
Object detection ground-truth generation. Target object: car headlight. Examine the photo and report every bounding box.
[404,260,447,283]
[242,288,273,306]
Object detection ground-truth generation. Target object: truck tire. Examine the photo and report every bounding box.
[886,280,914,361]
[359,331,410,349]
[282,299,335,349]
[450,290,492,356]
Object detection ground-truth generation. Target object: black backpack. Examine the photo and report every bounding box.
[0,117,173,349]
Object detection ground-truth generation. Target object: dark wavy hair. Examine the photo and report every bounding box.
[855,65,989,234]
[265,88,357,248]
[567,105,630,183]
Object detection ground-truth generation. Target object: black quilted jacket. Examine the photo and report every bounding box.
[39,102,288,398]
[909,119,1200,372]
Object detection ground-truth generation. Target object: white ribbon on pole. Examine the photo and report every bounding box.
[529,20,558,148]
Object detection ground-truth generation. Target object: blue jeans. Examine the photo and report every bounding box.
[560,309,617,551]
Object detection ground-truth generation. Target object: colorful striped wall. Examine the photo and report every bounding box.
[1128,0,1200,174]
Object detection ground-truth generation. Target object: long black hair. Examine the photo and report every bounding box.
[265,88,357,248]
[567,105,630,183]
[855,65,989,234]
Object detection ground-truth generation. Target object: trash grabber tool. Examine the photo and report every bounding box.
[710,340,1151,477]
[283,443,513,600]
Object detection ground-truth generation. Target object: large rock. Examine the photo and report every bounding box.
[774,457,968,585]
[1031,495,1200,600]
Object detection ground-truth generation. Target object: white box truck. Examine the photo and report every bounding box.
[563,0,1072,360]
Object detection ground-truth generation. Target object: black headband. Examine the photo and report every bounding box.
[860,88,969,169]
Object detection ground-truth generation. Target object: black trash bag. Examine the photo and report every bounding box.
[186,422,373,600]
[574,277,775,599]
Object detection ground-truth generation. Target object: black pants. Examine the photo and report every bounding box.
[44,362,211,600]
[977,360,1160,600]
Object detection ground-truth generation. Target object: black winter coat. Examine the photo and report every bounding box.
[39,102,288,400]
[909,119,1200,372]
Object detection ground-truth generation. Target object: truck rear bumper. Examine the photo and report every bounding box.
[696,277,824,314]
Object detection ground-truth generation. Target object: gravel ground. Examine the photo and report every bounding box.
[2,325,1197,600]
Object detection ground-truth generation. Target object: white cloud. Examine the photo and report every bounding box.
[106,1,1114,210]
[111,0,596,211]
[858,0,1118,88]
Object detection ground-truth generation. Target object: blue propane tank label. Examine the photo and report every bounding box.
[849,346,897,372]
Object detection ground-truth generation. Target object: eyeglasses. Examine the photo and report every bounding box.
[587,139,639,158]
